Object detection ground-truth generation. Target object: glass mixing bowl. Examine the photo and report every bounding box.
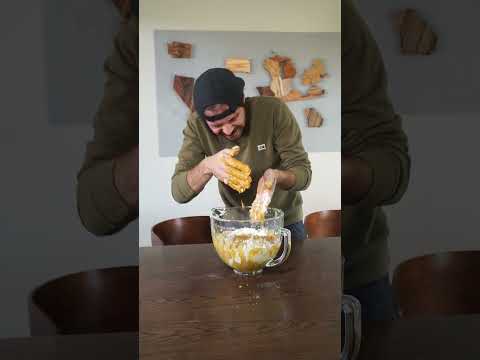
[210,206,291,275]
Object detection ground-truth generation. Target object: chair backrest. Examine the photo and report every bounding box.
[151,216,212,246]
[392,251,480,318]
[304,210,341,239]
[29,266,138,335]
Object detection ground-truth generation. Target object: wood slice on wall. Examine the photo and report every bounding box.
[307,85,325,96]
[173,75,195,110]
[167,41,192,58]
[302,59,327,86]
[396,9,437,55]
[283,59,297,79]
[225,58,251,73]
[304,108,323,127]
[283,90,303,102]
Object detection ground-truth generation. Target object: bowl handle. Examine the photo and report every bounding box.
[265,228,291,268]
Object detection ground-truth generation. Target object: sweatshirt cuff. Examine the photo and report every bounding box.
[353,150,400,208]
[287,166,311,192]
[78,160,133,234]
[172,171,198,203]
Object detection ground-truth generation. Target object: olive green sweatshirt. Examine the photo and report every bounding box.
[342,0,411,289]
[76,16,138,236]
[171,96,312,226]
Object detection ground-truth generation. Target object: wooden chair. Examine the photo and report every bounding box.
[304,210,341,239]
[392,251,480,318]
[151,216,212,246]
[29,266,138,335]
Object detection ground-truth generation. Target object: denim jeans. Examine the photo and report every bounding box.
[285,221,306,241]
[344,274,398,321]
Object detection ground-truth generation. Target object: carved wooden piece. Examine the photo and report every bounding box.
[283,90,303,101]
[225,58,251,73]
[307,85,325,96]
[264,55,297,79]
[283,60,297,79]
[283,92,324,103]
[173,75,195,110]
[397,9,437,55]
[304,108,323,127]
[302,59,327,86]
[260,54,325,102]
[167,41,192,58]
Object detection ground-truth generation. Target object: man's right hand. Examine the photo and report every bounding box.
[203,146,252,193]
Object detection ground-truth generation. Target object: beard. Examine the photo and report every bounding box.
[223,126,243,141]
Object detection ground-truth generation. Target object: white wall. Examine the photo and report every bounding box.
[384,114,480,272]
[0,1,137,338]
[139,0,341,246]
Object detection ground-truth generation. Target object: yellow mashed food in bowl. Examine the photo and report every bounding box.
[212,227,281,274]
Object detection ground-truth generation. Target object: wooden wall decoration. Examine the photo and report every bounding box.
[302,59,327,97]
[173,75,195,111]
[225,58,251,73]
[304,108,323,127]
[258,54,326,102]
[167,41,192,58]
[396,9,438,55]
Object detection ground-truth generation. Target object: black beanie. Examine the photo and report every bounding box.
[193,68,245,122]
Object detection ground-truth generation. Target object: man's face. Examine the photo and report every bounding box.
[204,104,246,141]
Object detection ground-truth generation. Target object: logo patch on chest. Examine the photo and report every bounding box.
[257,144,266,151]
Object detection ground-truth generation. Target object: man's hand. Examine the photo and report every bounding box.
[260,168,296,191]
[203,146,252,193]
[250,169,277,222]
[113,146,138,209]
[257,169,276,195]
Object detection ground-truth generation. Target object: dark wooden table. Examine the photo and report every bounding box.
[140,239,341,359]
[2,310,479,359]
[359,315,480,359]
[0,332,137,360]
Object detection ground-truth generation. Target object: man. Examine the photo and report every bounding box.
[341,0,411,320]
[76,1,139,236]
[171,68,312,241]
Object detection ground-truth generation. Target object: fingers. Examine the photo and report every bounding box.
[225,145,240,157]
[217,165,252,193]
[224,156,251,175]
[219,146,253,193]
[225,165,251,181]
[227,176,252,193]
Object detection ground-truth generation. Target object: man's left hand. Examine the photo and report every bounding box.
[260,168,296,192]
